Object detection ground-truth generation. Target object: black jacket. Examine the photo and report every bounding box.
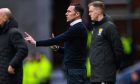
[36,22,87,69]
[0,17,28,84]
[89,15,123,82]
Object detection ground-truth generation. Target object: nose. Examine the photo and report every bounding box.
[88,13,90,16]
[65,12,68,16]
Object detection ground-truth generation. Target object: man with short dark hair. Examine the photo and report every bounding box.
[25,4,88,84]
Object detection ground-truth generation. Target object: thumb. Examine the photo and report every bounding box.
[52,33,55,38]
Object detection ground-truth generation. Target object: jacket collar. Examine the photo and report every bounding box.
[70,19,82,26]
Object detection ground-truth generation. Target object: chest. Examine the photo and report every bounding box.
[92,26,105,42]
[0,34,10,48]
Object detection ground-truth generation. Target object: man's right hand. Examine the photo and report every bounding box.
[24,32,36,45]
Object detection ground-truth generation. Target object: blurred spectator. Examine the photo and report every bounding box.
[130,71,140,84]
[23,52,52,84]
[85,57,91,84]
[120,35,135,70]
[116,63,140,84]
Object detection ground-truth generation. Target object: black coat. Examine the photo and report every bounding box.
[36,22,87,69]
[0,17,28,84]
[89,15,124,82]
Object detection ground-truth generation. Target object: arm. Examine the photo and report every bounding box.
[25,26,81,47]
[105,22,124,68]
[9,29,28,69]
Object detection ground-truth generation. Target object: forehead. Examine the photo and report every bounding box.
[0,12,4,16]
[0,10,5,15]
[67,6,75,11]
[0,10,2,14]
[89,6,96,10]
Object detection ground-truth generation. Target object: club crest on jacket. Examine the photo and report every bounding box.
[98,28,103,36]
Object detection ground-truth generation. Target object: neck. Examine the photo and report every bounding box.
[71,17,81,22]
[97,14,104,22]
[70,18,82,26]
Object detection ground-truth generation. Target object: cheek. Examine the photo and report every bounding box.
[0,21,3,25]
[69,14,75,18]
[93,12,98,17]
[89,12,92,16]
[0,19,4,23]
[67,13,72,17]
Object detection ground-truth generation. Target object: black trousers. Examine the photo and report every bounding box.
[64,68,87,84]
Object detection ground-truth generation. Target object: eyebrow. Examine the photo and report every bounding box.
[67,10,71,12]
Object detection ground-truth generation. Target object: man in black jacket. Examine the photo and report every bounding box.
[88,1,124,84]
[25,4,88,84]
[0,8,28,84]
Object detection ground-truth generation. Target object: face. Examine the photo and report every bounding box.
[88,5,101,21]
[65,6,79,22]
[0,11,8,26]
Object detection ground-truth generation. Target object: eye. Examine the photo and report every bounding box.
[67,10,71,13]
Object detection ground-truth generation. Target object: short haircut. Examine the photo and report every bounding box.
[70,3,84,17]
[88,1,105,13]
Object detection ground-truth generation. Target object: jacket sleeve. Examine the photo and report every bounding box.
[9,29,28,68]
[105,22,124,68]
[36,26,81,46]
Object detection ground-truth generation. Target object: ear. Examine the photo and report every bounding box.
[76,12,80,16]
[97,8,102,15]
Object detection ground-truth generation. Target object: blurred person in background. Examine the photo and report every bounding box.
[24,3,88,84]
[120,34,135,70]
[23,52,52,84]
[23,54,37,84]
[130,70,140,84]
[116,63,140,84]
[0,8,28,84]
[88,1,124,84]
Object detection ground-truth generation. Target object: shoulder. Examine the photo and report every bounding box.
[8,28,23,38]
[8,28,21,35]
[8,28,18,33]
[72,22,87,29]
[104,21,117,30]
[103,21,119,36]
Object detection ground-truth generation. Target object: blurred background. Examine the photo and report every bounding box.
[0,0,140,84]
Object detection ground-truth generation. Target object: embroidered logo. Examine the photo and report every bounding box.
[98,28,103,36]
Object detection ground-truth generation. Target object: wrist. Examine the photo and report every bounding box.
[52,46,59,51]
[34,41,36,46]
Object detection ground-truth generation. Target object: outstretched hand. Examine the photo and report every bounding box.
[24,32,36,45]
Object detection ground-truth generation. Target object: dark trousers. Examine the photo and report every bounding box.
[64,68,87,84]
[91,81,115,84]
